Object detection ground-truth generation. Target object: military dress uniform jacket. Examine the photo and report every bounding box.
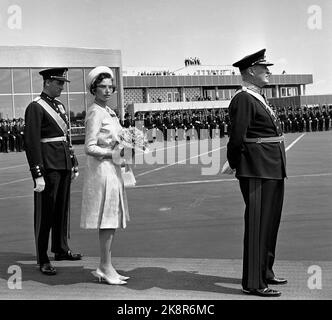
[24,93,73,179]
[227,89,286,179]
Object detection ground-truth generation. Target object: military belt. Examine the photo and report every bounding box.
[40,136,67,143]
[243,136,284,143]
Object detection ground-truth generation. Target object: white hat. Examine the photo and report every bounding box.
[86,66,114,92]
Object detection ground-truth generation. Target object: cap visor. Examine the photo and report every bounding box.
[52,77,70,82]
[255,61,273,66]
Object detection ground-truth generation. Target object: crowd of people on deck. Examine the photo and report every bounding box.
[1,105,331,152]
[137,70,176,76]
[184,57,201,66]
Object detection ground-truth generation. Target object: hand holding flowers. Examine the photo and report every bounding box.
[116,126,149,153]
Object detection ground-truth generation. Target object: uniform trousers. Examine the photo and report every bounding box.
[239,177,284,290]
[34,170,71,264]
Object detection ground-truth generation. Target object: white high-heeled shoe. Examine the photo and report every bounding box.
[92,268,127,285]
[117,273,130,281]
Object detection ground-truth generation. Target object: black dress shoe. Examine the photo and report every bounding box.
[54,250,83,261]
[267,277,288,285]
[242,287,281,297]
[40,263,57,275]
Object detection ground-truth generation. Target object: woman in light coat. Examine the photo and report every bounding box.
[81,66,130,285]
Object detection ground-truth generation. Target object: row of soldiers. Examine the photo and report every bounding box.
[122,105,332,141]
[1,105,331,151]
[277,106,332,133]
[0,118,25,153]
[123,109,230,141]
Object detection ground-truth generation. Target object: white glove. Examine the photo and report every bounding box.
[34,176,45,192]
[221,161,236,175]
[71,170,79,180]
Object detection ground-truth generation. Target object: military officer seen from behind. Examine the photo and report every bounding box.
[224,49,287,297]
[24,68,82,276]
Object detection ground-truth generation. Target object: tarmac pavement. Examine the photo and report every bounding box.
[1,133,331,307]
[1,256,331,300]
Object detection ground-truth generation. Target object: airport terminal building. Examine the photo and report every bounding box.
[1,45,329,123]
[0,46,123,121]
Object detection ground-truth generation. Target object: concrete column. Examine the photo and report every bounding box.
[275,85,279,98]
[180,87,185,102]
[11,68,15,119]
[146,89,150,103]
[117,67,125,122]
[298,85,302,96]
[215,86,219,99]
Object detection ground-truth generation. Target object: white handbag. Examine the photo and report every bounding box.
[121,164,136,187]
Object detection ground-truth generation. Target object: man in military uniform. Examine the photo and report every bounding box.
[154,112,164,141]
[17,118,25,151]
[0,120,4,152]
[309,108,317,131]
[144,112,155,142]
[0,120,10,152]
[225,49,287,297]
[322,106,329,131]
[24,68,82,276]
[123,112,133,128]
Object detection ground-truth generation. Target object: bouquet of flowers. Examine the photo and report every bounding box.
[117,126,149,153]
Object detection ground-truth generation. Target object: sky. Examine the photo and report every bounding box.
[0,0,331,94]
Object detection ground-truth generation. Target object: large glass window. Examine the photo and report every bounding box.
[86,93,95,108]
[204,89,215,100]
[68,69,84,92]
[265,88,272,98]
[217,89,226,100]
[13,95,32,119]
[31,69,44,94]
[224,90,231,100]
[84,68,93,91]
[0,95,13,119]
[217,89,234,100]
[0,66,121,121]
[13,69,30,94]
[0,69,12,94]
[68,93,86,122]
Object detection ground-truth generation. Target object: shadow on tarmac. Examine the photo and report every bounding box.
[0,252,242,296]
[123,267,241,295]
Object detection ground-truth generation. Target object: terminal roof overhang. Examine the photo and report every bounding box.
[0,46,122,68]
[123,74,313,88]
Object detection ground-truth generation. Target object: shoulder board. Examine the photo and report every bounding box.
[229,87,247,103]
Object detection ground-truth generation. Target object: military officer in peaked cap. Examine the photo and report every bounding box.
[24,67,82,275]
[224,49,287,297]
